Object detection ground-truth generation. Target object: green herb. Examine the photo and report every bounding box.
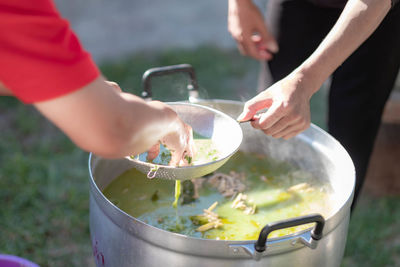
[159,150,172,165]
[151,190,159,202]
[190,215,209,225]
[184,155,193,165]
[149,165,159,172]
[165,216,188,233]
[207,149,217,157]
[172,180,181,208]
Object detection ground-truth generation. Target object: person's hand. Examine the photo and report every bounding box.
[237,73,314,140]
[146,104,196,166]
[105,83,196,164]
[228,0,278,60]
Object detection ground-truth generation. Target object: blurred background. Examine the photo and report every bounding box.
[0,0,399,266]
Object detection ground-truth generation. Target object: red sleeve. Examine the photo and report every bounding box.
[0,0,100,103]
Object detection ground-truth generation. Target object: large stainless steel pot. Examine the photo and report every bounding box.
[88,65,355,267]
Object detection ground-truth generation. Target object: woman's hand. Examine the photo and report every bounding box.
[237,72,316,139]
[228,0,278,60]
[106,82,196,165]
[146,103,196,166]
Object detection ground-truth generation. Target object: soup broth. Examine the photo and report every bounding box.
[103,151,333,240]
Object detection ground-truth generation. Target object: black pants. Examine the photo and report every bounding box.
[264,0,400,207]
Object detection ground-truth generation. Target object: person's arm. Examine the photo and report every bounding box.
[228,0,278,60]
[33,76,195,163]
[238,0,392,139]
[298,0,391,94]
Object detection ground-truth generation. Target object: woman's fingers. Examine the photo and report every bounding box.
[181,124,196,166]
[254,26,279,54]
[159,120,196,167]
[169,150,181,166]
[186,125,196,158]
[240,71,316,141]
[237,91,273,122]
[227,0,277,61]
[147,142,160,161]
[261,115,299,136]
[255,103,283,130]
[252,107,308,140]
[242,36,262,59]
[236,34,274,61]
[271,119,309,139]
[257,109,309,140]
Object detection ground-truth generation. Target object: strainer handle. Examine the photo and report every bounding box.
[255,213,325,253]
[141,64,199,101]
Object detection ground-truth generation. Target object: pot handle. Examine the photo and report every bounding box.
[141,64,199,101]
[255,213,325,253]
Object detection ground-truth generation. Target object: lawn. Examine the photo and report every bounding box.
[0,46,399,266]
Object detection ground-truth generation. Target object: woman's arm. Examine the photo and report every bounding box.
[298,0,391,94]
[238,0,392,139]
[34,76,195,161]
[228,0,279,60]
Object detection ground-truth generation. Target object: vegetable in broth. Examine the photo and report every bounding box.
[135,134,220,209]
[103,151,333,240]
[172,180,181,208]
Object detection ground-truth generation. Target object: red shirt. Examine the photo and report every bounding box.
[0,0,100,103]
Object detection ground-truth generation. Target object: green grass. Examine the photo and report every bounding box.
[0,46,398,266]
[342,196,400,267]
[0,101,93,266]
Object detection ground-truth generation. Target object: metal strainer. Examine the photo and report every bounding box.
[126,102,243,180]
